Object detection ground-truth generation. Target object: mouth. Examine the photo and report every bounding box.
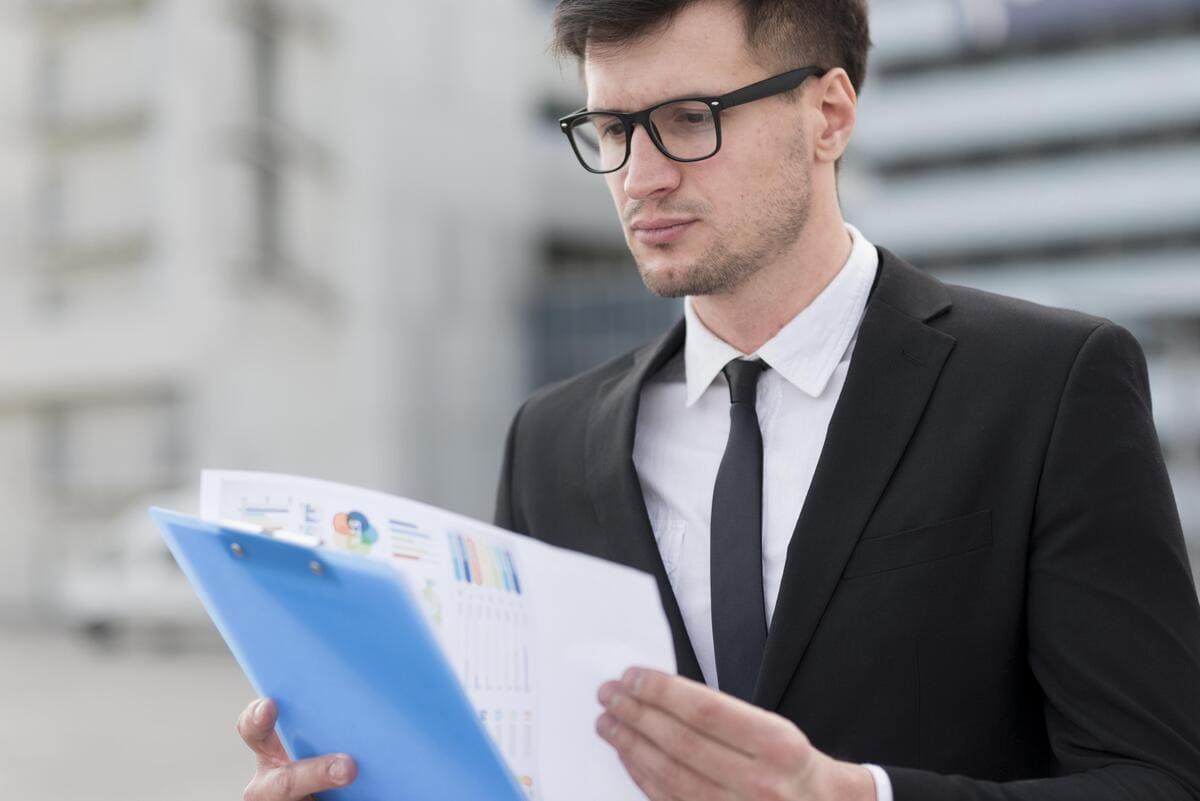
[630,219,697,246]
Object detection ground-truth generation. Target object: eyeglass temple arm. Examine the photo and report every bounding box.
[559,107,588,127]
[716,66,827,110]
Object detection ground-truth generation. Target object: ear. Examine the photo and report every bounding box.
[811,67,857,165]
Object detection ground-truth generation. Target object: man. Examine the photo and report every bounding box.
[235,1,1200,799]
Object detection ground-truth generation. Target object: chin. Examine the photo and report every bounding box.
[636,260,691,299]
[635,241,688,269]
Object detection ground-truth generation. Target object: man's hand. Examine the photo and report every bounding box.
[236,698,357,801]
[596,668,876,801]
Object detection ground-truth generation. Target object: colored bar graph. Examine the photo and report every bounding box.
[447,531,523,594]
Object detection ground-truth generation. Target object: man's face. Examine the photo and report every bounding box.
[583,0,817,298]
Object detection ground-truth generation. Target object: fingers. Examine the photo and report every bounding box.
[600,713,733,801]
[598,684,751,787]
[236,698,357,801]
[242,753,357,801]
[614,668,792,755]
[237,698,290,766]
[620,752,685,801]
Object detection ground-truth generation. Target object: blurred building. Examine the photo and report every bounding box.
[0,0,1197,620]
[0,0,541,619]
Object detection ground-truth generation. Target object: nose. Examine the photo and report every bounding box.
[622,125,681,200]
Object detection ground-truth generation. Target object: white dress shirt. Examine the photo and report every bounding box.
[632,223,893,801]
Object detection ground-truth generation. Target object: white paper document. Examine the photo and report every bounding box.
[200,469,676,801]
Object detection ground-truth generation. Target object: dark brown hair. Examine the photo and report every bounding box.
[552,0,871,96]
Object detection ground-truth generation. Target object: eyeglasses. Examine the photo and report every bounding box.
[558,66,826,174]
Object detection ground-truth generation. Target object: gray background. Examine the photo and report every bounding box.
[1,0,1198,797]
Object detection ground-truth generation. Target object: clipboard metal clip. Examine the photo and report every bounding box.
[268,528,323,548]
[216,518,322,549]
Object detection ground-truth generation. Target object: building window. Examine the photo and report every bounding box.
[233,0,335,292]
[529,239,681,387]
[38,391,186,514]
[32,0,154,280]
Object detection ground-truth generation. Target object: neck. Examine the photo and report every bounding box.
[689,206,854,355]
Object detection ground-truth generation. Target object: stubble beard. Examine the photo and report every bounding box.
[631,154,814,299]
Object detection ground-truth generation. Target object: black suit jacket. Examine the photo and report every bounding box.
[494,248,1200,800]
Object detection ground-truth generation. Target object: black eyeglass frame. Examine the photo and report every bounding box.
[558,65,828,174]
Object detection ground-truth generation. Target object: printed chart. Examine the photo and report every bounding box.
[449,529,538,798]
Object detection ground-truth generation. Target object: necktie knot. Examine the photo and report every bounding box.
[722,358,767,406]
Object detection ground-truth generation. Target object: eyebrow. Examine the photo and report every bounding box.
[588,88,717,114]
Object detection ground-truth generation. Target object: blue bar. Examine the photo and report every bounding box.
[504,550,521,595]
[449,533,463,582]
[456,537,470,582]
[455,534,472,583]
[495,546,513,592]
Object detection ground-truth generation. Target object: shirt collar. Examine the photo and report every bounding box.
[683,223,879,406]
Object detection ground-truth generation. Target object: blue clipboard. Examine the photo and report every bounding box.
[150,508,526,801]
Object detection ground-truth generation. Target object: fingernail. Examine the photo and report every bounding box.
[329,756,351,785]
[596,714,618,739]
[597,683,614,706]
[253,699,269,725]
[624,669,643,694]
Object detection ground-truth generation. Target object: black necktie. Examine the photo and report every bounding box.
[710,358,768,701]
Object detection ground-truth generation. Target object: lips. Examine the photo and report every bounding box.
[630,218,697,246]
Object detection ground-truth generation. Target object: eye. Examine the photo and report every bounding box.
[653,102,714,133]
[601,121,627,140]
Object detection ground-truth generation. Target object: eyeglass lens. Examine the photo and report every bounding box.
[569,101,718,171]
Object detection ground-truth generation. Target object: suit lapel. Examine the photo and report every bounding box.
[753,249,957,710]
[584,319,706,682]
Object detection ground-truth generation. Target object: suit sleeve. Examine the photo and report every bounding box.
[885,322,1200,801]
[493,400,528,534]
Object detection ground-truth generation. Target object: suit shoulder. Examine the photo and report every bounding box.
[936,278,1120,353]
[874,248,1124,358]
[898,271,1155,392]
